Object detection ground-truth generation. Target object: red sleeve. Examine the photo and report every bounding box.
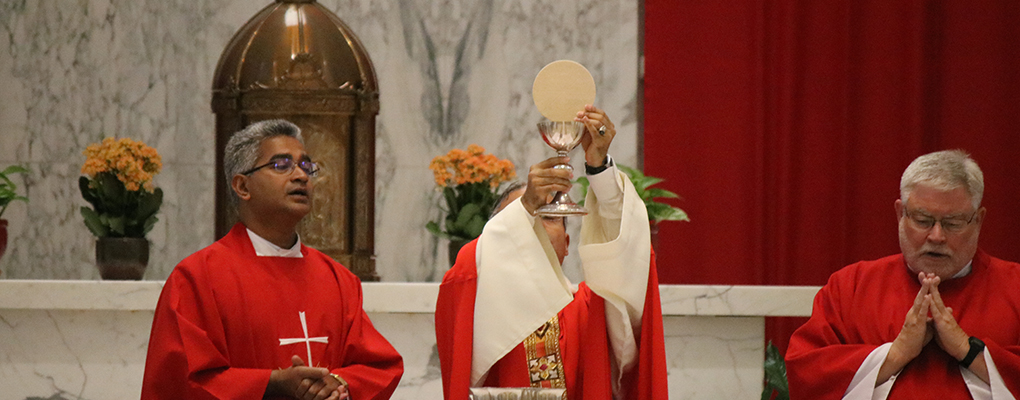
[435,240,480,400]
[623,252,669,400]
[979,254,1020,396]
[141,260,270,400]
[577,248,668,400]
[786,270,877,400]
[330,265,404,400]
[983,341,1020,395]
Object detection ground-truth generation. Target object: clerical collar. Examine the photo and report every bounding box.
[246,228,303,258]
[952,261,973,278]
[907,260,973,279]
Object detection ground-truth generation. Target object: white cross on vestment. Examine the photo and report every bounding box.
[279,311,329,366]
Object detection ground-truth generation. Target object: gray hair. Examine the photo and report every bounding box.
[900,149,984,209]
[223,119,304,205]
[490,181,528,219]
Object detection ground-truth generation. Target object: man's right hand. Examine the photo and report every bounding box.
[521,156,573,215]
[267,355,343,400]
[876,272,934,385]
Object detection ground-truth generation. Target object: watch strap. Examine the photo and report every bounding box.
[960,336,985,368]
[585,155,613,175]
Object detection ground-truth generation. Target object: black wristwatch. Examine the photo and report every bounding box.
[959,336,985,368]
[585,155,613,175]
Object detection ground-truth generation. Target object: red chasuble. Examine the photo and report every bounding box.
[141,224,403,400]
[435,240,668,400]
[787,250,1020,399]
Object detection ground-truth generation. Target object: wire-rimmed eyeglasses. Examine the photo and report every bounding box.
[902,208,978,233]
[241,157,319,178]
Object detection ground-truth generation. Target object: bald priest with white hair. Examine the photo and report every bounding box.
[787,150,1020,399]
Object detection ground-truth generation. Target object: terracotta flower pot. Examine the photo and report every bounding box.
[95,237,149,280]
[0,219,8,263]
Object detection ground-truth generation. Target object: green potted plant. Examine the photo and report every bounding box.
[576,164,689,250]
[79,137,163,280]
[0,164,30,263]
[426,145,516,266]
[761,341,790,400]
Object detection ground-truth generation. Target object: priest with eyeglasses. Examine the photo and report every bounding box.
[787,150,1020,399]
[142,120,403,400]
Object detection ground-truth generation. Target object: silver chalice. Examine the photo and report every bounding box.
[536,121,588,216]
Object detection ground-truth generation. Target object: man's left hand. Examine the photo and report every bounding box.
[575,104,615,167]
[290,356,346,400]
[925,275,970,360]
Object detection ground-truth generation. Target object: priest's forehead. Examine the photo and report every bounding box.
[258,141,312,163]
[492,185,567,228]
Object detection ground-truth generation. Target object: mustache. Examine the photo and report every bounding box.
[919,245,951,257]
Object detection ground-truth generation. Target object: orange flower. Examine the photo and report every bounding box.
[429,145,516,188]
[81,137,162,193]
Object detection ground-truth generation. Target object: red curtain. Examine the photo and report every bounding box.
[644,0,1020,353]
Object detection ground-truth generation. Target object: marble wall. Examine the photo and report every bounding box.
[0,0,639,282]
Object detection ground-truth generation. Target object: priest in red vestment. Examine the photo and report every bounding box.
[787,150,1020,399]
[435,106,668,400]
[142,120,403,400]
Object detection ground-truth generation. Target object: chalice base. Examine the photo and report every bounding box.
[536,194,588,216]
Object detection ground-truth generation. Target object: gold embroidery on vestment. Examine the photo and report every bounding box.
[523,315,566,389]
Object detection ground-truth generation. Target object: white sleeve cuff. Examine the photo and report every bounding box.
[963,348,1014,400]
[843,343,894,400]
[586,155,624,221]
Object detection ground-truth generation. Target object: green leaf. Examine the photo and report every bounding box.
[105,215,126,236]
[442,186,459,213]
[80,207,109,237]
[646,202,690,224]
[0,165,28,176]
[454,203,481,229]
[0,175,14,191]
[645,187,679,200]
[762,342,790,400]
[97,173,126,209]
[79,176,97,203]
[574,177,590,206]
[464,215,486,239]
[136,188,163,219]
[425,221,452,240]
[617,164,642,180]
[632,176,664,193]
[142,215,159,236]
[660,207,689,222]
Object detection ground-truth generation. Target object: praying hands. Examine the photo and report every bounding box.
[878,272,989,385]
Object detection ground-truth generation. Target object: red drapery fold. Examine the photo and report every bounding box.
[644,0,1020,353]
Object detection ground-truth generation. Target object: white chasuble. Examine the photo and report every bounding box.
[472,167,651,387]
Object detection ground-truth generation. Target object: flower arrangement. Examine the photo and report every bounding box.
[79,137,164,238]
[426,145,516,242]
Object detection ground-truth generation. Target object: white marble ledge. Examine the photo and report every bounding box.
[0,280,821,316]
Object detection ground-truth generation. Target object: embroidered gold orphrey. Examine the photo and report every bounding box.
[524,315,566,389]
